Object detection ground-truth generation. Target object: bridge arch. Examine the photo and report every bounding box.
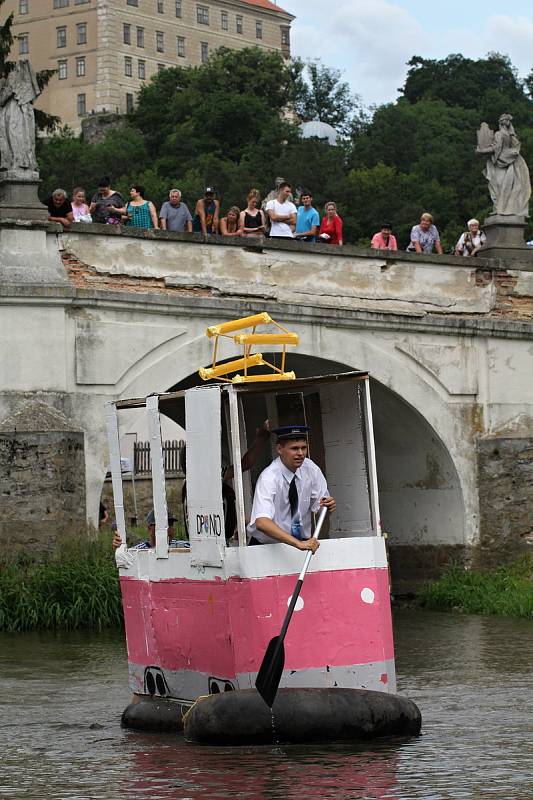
[91,321,474,585]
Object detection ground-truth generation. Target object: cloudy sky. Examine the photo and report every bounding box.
[286,0,533,107]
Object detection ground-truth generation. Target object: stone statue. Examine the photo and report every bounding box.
[0,60,40,176]
[476,114,531,218]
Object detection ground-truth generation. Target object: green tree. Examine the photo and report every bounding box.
[291,59,361,136]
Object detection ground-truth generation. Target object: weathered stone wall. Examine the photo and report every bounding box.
[476,436,533,567]
[0,430,86,550]
[100,474,185,533]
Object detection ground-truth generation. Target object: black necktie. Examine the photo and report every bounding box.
[289,476,301,538]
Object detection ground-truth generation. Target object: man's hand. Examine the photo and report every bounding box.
[320,496,336,514]
[297,538,320,553]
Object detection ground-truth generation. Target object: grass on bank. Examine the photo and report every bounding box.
[0,532,123,633]
[419,554,533,619]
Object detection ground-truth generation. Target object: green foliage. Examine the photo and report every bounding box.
[0,534,123,632]
[37,47,533,245]
[291,59,361,136]
[419,555,533,619]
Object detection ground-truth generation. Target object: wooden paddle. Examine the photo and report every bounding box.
[255,506,328,708]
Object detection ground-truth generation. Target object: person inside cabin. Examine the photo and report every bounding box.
[181,421,272,543]
[112,509,182,549]
[247,425,336,552]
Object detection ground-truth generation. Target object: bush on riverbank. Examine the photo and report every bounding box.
[420,555,533,619]
[0,534,123,632]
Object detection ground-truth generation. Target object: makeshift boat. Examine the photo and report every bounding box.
[106,314,421,744]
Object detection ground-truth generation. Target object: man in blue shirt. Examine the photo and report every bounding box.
[295,190,320,243]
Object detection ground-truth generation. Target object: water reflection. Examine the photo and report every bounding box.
[0,611,532,800]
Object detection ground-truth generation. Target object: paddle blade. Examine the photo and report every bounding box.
[255,636,285,708]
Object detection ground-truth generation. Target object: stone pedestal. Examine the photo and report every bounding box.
[479,213,533,261]
[0,170,48,222]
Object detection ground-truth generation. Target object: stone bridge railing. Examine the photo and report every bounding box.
[59,224,533,321]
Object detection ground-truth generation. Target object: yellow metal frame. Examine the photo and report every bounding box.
[200,313,299,384]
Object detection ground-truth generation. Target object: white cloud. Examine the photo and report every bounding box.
[290,0,427,105]
[288,1,533,108]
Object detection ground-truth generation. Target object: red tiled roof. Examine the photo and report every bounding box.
[240,0,292,17]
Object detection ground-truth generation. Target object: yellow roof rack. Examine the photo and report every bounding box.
[200,313,299,383]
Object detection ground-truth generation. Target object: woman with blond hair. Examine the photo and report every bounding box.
[408,212,443,254]
[240,189,266,236]
[319,201,343,246]
[220,206,242,237]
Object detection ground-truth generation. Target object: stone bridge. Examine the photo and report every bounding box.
[1,221,532,586]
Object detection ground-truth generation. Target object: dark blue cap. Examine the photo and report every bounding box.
[273,425,309,441]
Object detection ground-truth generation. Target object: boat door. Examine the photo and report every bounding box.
[184,385,226,567]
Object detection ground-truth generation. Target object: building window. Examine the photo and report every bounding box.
[18,33,29,54]
[76,56,85,76]
[175,0,181,17]
[281,26,290,46]
[123,23,131,44]
[77,93,86,115]
[126,93,134,113]
[157,0,164,11]
[221,11,228,30]
[136,26,144,47]
[138,59,145,79]
[200,41,208,63]
[176,35,185,57]
[197,5,209,24]
[255,20,262,39]
[236,15,243,33]
[56,26,66,47]
[54,0,69,7]
[76,22,87,45]
[157,63,165,72]
[58,59,67,79]
[156,31,164,51]
[19,0,29,14]
[126,0,138,6]
[74,0,90,4]
[124,56,132,77]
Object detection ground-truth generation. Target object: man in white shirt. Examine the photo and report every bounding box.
[265,182,297,238]
[247,426,336,552]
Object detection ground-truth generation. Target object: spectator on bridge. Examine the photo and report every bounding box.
[319,201,343,246]
[71,187,92,223]
[454,219,486,257]
[266,181,297,239]
[407,213,443,254]
[122,186,159,229]
[294,189,320,242]
[371,223,397,251]
[159,189,193,233]
[239,189,266,237]
[219,206,242,237]
[89,177,125,225]
[46,188,74,228]
[192,187,220,234]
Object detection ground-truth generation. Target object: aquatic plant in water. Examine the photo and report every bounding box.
[0,534,123,632]
[420,555,533,619]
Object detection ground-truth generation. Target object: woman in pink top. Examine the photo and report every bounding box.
[71,187,91,223]
[319,201,343,246]
[371,223,397,250]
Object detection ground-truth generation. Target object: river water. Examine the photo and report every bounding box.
[1,610,531,800]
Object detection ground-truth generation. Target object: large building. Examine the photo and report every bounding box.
[5,0,294,132]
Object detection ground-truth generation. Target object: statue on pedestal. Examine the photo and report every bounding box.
[0,60,40,176]
[476,114,531,218]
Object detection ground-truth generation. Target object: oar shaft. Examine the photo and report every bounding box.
[281,506,328,639]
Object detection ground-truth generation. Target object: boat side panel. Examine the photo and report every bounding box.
[120,566,393,680]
